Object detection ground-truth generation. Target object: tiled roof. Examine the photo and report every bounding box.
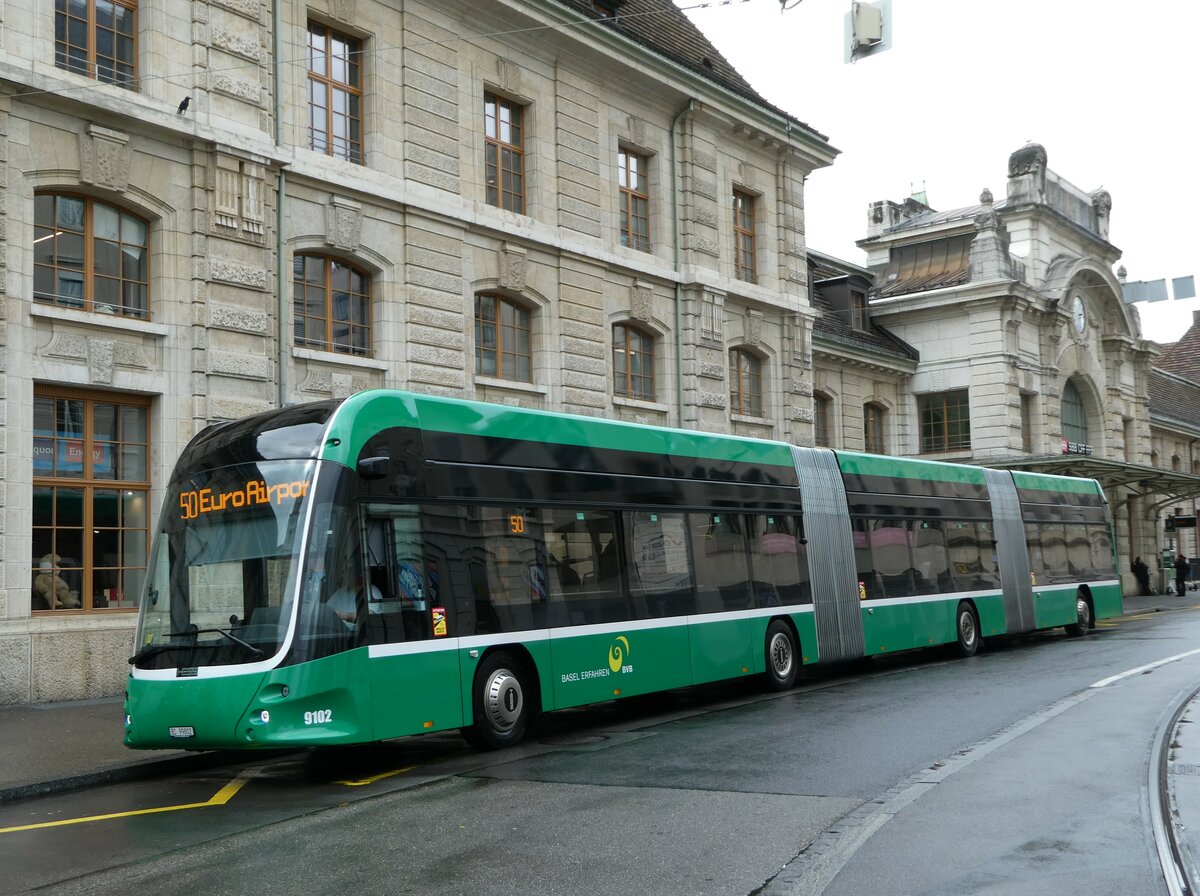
[810,284,919,363]
[1155,316,1200,381]
[1149,370,1200,430]
[553,0,826,141]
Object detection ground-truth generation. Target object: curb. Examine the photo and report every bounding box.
[0,750,251,804]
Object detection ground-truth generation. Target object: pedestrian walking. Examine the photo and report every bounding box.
[1175,553,1190,596]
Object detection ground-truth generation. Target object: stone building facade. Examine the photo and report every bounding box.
[0,0,838,703]
[851,144,1200,592]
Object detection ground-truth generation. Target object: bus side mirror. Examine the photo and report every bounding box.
[357,456,390,480]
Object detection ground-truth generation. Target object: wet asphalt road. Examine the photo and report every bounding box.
[4,606,1198,895]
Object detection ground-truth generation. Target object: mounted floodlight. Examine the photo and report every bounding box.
[845,0,892,62]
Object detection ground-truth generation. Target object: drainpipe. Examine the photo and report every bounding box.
[273,0,288,407]
[669,100,694,426]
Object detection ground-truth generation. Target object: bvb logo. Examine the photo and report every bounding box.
[608,636,630,673]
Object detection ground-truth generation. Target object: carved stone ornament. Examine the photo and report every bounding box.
[497,60,521,95]
[88,338,115,385]
[499,244,527,292]
[79,125,130,193]
[326,196,362,251]
[330,0,356,24]
[747,310,763,347]
[630,281,652,322]
[626,115,646,148]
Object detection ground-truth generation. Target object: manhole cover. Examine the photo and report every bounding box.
[539,734,609,746]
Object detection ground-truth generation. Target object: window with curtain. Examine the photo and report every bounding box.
[34,194,149,318]
[292,253,372,356]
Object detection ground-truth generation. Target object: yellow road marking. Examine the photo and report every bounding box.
[0,776,248,835]
[333,766,415,787]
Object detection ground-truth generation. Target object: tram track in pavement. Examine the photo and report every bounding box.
[1151,681,1200,896]
[755,642,1200,896]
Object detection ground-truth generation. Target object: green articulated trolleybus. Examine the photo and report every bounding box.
[125,389,1122,751]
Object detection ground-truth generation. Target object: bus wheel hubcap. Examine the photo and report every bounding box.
[484,669,523,731]
[770,632,792,677]
[960,612,976,646]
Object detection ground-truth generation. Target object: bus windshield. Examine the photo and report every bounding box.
[131,459,318,670]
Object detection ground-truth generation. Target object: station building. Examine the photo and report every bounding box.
[0,0,1194,704]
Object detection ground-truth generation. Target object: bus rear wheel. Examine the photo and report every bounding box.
[1066,595,1092,637]
[764,620,798,691]
[954,602,980,658]
[464,651,532,750]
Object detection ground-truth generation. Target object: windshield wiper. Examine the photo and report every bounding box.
[128,626,265,665]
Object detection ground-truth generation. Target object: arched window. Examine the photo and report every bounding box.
[1062,379,1088,445]
[34,194,149,319]
[729,348,762,417]
[475,293,532,382]
[292,253,372,356]
[613,323,655,401]
[813,393,831,447]
[864,403,886,454]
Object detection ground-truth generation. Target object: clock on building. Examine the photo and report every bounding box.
[1071,294,1086,334]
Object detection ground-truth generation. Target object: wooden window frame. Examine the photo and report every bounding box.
[292,253,373,357]
[851,290,868,330]
[733,190,757,284]
[814,393,830,447]
[864,403,885,454]
[34,193,150,319]
[613,322,655,401]
[475,293,533,383]
[618,149,650,252]
[729,347,763,417]
[484,92,525,213]
[55,0,138,89]
[307,21,364,164]
[919,390,971,454]
[32,386,151,614]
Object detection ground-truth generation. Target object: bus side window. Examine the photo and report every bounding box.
[625,511,695,619]
[951,521,998,591]
[358,505,432,644]
[870,519,914,599]
[747,514,809,606]
[851,518,881,600]
[913,521,951,594]
[690,512,752,613]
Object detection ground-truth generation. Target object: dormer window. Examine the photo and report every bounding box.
[851,290,868,330]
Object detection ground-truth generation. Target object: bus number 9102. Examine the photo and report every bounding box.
[304,709,332,726]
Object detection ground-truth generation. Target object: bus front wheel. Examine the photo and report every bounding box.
[954,602,980,658]
[764,620,798,691]
[465,651,531,750]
